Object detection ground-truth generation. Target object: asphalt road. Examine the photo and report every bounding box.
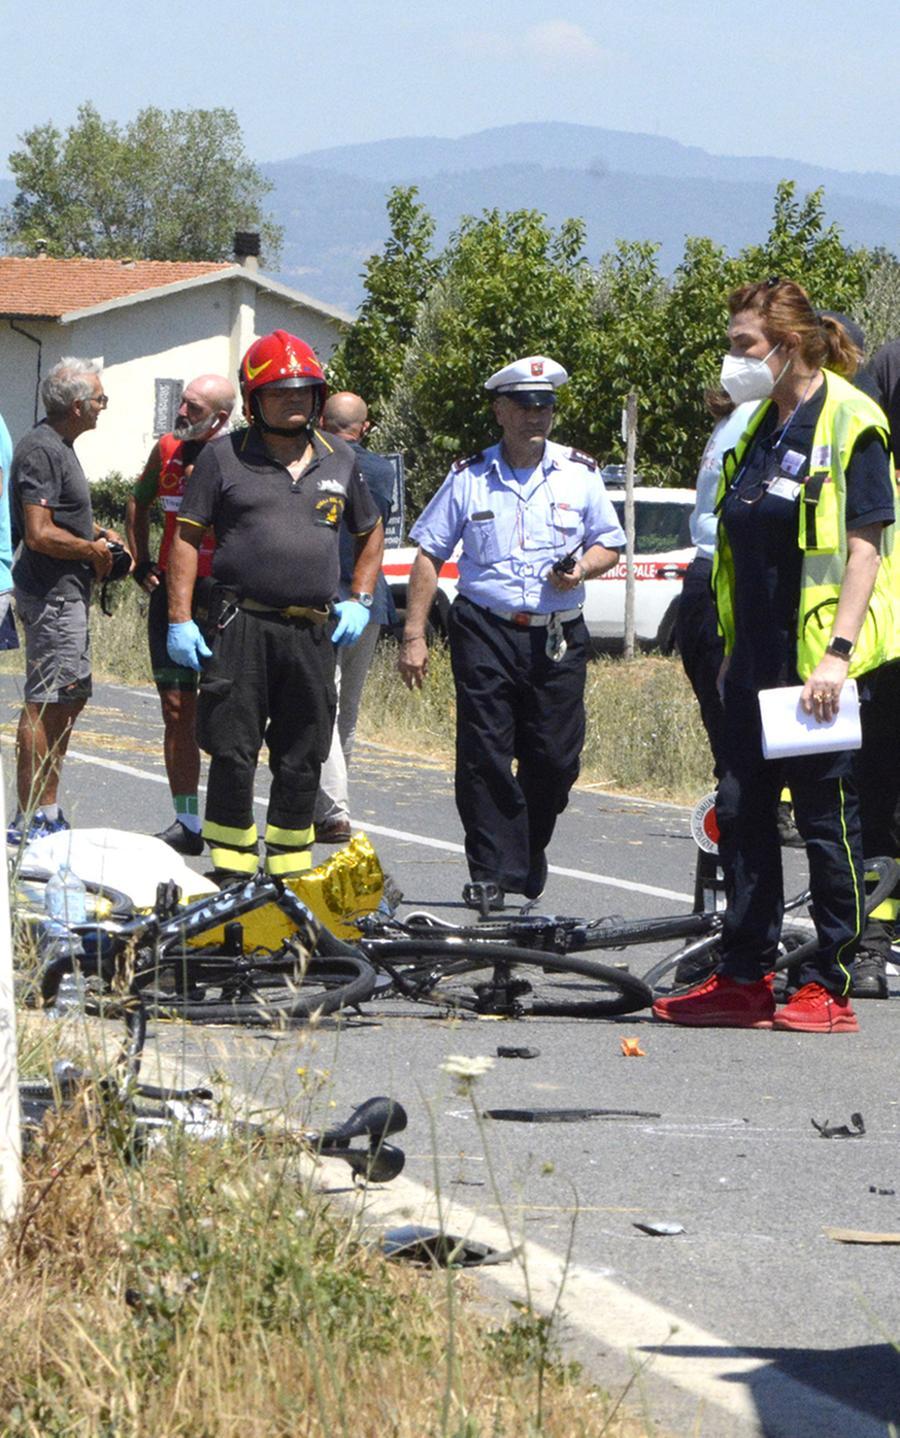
[3,671,899,1438]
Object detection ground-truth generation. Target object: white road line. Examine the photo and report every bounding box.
[2,737,693,905]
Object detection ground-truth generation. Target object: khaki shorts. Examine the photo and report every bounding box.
[16,589,92,704]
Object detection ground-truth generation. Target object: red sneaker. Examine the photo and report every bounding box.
[652,973,775,1028]
[772,983,859,1033]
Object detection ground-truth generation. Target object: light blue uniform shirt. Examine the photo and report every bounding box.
[0,413,13,593]
[690,402,759,559]
[410,439,625,614]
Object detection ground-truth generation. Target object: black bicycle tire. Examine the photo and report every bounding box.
[129,951,376,1025]
[361,939,652,1017]
[645,921,816,992]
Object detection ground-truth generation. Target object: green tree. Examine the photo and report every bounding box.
[327,186,437,413]
[1,103,282,264]
[378,208,602,511]
[358,179,875,514]
[860,248,900,353]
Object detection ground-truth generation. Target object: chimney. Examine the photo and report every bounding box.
[234,230,261,273]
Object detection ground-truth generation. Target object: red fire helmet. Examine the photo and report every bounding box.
[239,330,326,399]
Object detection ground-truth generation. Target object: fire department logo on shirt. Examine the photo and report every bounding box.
[315,495,344,528]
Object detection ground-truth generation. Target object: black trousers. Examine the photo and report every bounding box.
[447,596,587,892]
[676,556,725,776]
[717,684,864,993]
[856,660,900,948]
[198,608,335,874]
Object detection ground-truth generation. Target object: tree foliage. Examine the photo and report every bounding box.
[328,186,437,411]
[1,103,282,264]
[352,179,880,516]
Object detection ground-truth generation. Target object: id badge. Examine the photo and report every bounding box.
[767,475,802,503]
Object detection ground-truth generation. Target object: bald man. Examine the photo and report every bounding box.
[126,373,235,854]
[314,391,398,842]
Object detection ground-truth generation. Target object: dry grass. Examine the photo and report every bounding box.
[360,639,714,804]
[2,1051,654,1438]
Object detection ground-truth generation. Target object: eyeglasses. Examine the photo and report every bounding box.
[504,393,557,410]
[84,393,108,409]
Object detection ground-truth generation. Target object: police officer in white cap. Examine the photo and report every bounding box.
[398,354,625,912]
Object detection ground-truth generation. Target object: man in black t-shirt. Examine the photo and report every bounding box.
[864,337,900,466]
[166,331,383,879]
[8,358,125,843]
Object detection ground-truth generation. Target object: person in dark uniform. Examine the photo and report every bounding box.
[654,279,897,1035]
[852,331,900,997]
[126,373,235,856]
[398,355,625,911]
[165,330,383,880]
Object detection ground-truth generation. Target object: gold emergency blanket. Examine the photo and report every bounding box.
[187,832,385,948]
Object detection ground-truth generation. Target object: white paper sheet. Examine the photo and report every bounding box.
[758,680,861,760]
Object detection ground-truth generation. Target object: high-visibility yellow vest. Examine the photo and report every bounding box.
[712,370,898,680]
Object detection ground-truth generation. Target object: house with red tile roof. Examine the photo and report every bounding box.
[0,245,352,479]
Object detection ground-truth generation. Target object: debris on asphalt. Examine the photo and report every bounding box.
[496,1045,541,1059]
[633,1221,686,1237]
[381,1225,517,1267]
[811,1112,865,1139]
[620,1037,646,1057]
[483,1107,661,1123]
[823,1228,900,1245]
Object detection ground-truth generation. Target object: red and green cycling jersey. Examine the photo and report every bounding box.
[131,433,216,577]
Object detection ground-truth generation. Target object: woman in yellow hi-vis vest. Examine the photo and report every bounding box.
[655,278,896,1034]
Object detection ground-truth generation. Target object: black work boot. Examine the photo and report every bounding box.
[849,947,889,1000]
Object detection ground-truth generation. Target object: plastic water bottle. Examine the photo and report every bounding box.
[44,867,88,1017]
[44,865,88,926]
[51,970,86,1017]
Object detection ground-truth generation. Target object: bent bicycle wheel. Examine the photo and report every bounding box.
[644,921,815,994]
[130,948,376,1026]
[363,939,652,1018]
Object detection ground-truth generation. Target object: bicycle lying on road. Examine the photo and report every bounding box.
[25,857,898,1027]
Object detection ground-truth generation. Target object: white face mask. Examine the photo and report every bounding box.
[719,343,789,404]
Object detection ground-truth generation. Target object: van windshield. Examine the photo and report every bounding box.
[612,502,692,554]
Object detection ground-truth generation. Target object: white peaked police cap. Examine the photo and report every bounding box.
[484,355,569,393]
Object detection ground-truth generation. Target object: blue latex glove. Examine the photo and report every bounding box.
[167,620,212,670]
[331,600,370,647]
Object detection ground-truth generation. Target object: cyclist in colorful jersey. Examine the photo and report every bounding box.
[125,374,235,855]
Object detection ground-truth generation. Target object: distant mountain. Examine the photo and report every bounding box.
[3,124,899,315]
[265,123,900,311]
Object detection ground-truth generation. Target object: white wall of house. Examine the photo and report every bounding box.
[0,279,347,480]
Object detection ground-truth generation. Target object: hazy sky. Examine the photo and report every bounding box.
[2,0,898,177]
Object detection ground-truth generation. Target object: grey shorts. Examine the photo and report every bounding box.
[16,590,92,704]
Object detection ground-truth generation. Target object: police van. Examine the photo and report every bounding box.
[382,470,695,652]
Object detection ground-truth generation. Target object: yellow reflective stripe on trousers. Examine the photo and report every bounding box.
[208,846,259,874]
[264,823,315,848]
[203,819,259,847]
[265,850,313,877]
[834,778,863,997]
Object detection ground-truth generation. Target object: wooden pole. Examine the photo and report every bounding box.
[0,755,22,1225]
[623,391,639,660]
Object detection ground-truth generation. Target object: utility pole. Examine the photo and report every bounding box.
[623,391,639,660]
[0,757,22,1226]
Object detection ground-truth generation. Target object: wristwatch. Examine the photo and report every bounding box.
[825,636,853,659]
[350,591,374,608]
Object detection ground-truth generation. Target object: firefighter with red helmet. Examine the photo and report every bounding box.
[165,330,383,879]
